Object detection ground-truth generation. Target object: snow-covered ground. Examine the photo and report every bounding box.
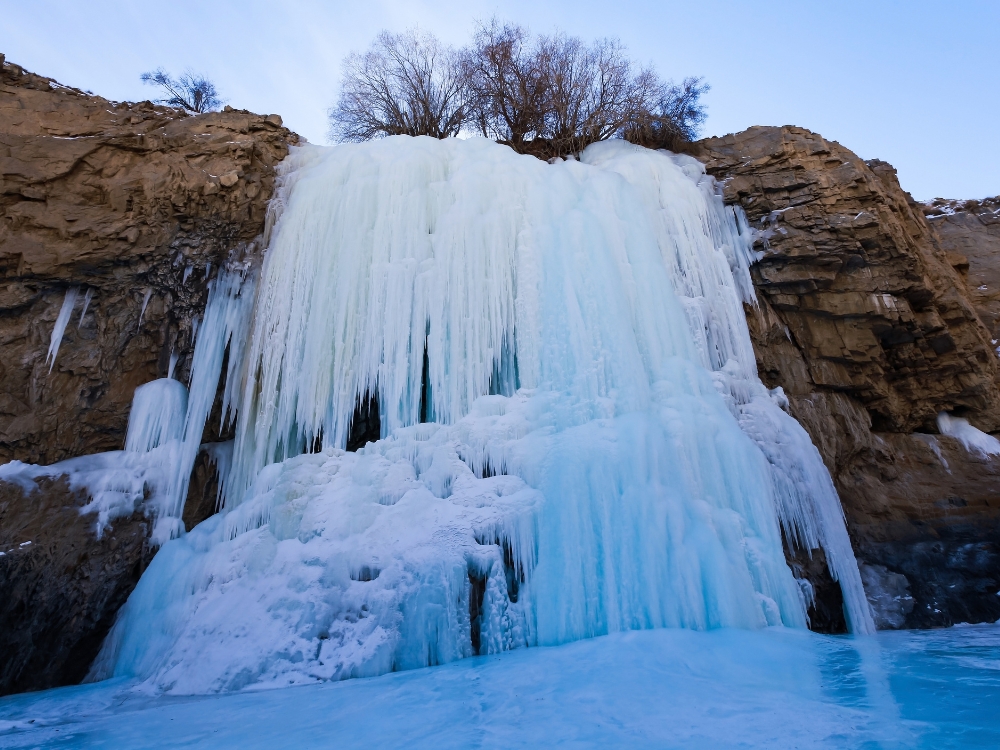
[2,623,998,749]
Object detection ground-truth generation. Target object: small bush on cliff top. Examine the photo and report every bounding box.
[140,68,224,114]
[330,29,470,141]
[329,20,709,158]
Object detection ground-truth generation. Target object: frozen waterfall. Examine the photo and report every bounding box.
[90,136,874,694]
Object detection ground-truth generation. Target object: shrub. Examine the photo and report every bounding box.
[329,22,709,157]
[463,20,547,149]
[623,77,710,152]
[140,69,224,114]
[330,29,470,141]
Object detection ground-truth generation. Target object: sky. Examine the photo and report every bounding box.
[4,0,998,200]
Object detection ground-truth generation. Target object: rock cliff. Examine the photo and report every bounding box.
[695,127,1000,630]
[0,55,296,695]
[923,196,1000,344]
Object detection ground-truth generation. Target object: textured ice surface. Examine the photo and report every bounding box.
[4,624,1000,749]
[125,379,188,454]
[83,136,871,692]
[937,411,1000,457]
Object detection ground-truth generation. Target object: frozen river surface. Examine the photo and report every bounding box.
[1,623,997,749]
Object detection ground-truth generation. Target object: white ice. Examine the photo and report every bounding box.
[45,287,79,373]
[80,136,875,695]
[10,624,1000,748]
[937,411,1000,457]
[124,379,188,454]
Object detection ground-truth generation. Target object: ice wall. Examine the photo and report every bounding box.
[91,137,873,694]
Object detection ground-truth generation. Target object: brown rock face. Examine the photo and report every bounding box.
[696,126,1000,628]
[0,477,153,694]
[923,196,1000,344]
[1,56,295,464]
[0,55,296,695]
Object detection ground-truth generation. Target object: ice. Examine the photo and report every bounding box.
[78,288,93,328]
[145,268,256,542]
[2,270,254,542]
[938,411,1000,457]
[0,449,168,537]
[45,286,79,373]
[85,136,875,693]
[137,289,152,331]
[124,379,188,454]
[8,625,1000,748]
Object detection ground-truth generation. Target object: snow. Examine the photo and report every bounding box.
[45,287,79,373]
[0,449,165,536]
[4,624,1000,748]
[937,412,1000,457]
[74,136,875,697]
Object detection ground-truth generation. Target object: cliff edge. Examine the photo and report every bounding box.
[696,126,1000,630]
[0,55,296,695]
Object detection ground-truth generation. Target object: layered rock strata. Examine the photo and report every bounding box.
[695,127,1000,629]
[0,55,296,695]
[923,196,1000,344]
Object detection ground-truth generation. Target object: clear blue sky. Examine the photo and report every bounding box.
[5,0,998,200]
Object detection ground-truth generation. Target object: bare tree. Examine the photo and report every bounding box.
[140,69,224,113]
[623,77,710,151]
[330,29,470,141]
[536,35,660,157]
[332,21,710,158]
[463,20,547,149]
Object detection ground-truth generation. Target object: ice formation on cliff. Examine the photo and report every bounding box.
[86,136,873,694]
[45,286,79,373]
[937,411,1000,457]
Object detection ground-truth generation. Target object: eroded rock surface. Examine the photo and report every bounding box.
[696,126,1000,628]
[923,196,1000,344]
[0,477,153,694]
[0,55,296,695]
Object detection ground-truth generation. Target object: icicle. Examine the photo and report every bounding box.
[78,288,93,328]
[167,351,179,380]
[137,289,152,332]
[145,268,256,543]
[183,264,193,284]
[45,287,79,373]
[125,379,188,453]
